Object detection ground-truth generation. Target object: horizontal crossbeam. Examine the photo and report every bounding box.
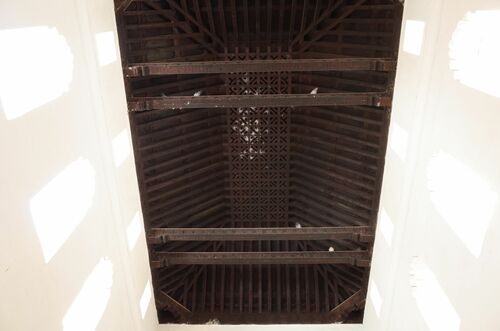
[152,251,370,267]
[125,58,396,76]
[148,226,373,244]
[129,92,391,111]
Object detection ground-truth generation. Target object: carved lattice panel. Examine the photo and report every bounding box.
[225,53,291,226]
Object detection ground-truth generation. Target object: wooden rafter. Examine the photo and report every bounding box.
[141,0,219,54]
[156,290,192,317]
[300,0,369,52]
[164,0,225,49]
[329,289,366,321]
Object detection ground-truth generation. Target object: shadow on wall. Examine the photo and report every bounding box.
[0,3,152,329]
[409,148,498,331]
[449,10,500,99]
[30,157,96,263]
[408,256,460,331]
[0,26,74,121]
[427,151,498,259]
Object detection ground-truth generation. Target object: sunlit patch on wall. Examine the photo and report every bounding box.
[379,208,394,248]
[410,256,460,331]
[402,20,426,56]
[30,158,95,263]
[427,151,497,258]
[127,212,143,251]
[369,279,383,318]
[112,128,131,167]
[63,258,113,331]
[449,10,500,99]
[95,31,117,66]
[139,279,152,319]
[389,122,408,161]
[0,26,73,120]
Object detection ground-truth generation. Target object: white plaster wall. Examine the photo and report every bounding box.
[365,0,500,330]
[0,0,157,330]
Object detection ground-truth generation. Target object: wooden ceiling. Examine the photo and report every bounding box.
[115,0,403,324]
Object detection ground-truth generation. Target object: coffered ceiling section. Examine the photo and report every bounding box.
[115,0,403,324]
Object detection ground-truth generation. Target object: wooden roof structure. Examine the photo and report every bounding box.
[114,0,403,324]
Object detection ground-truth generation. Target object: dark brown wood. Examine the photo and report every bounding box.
[300,0,369,52]
[126,58,396,76]
[129,93,391,111]
[154,251,370,267]
[290,0,344,48]
[140,0,219,55]
[148,226,373,243]
[156,290,192,317]
[164,0,225,49]
[329,289,366,321]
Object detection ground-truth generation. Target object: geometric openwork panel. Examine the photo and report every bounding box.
[227,106,290,226]
[225,53,290,226]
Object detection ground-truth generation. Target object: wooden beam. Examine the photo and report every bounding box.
[329,289,366,321]
[152,251,370,267]
[125,58,396,76]
[129,92,391,111]
[155,290,192,317]
[147,226,374,243]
